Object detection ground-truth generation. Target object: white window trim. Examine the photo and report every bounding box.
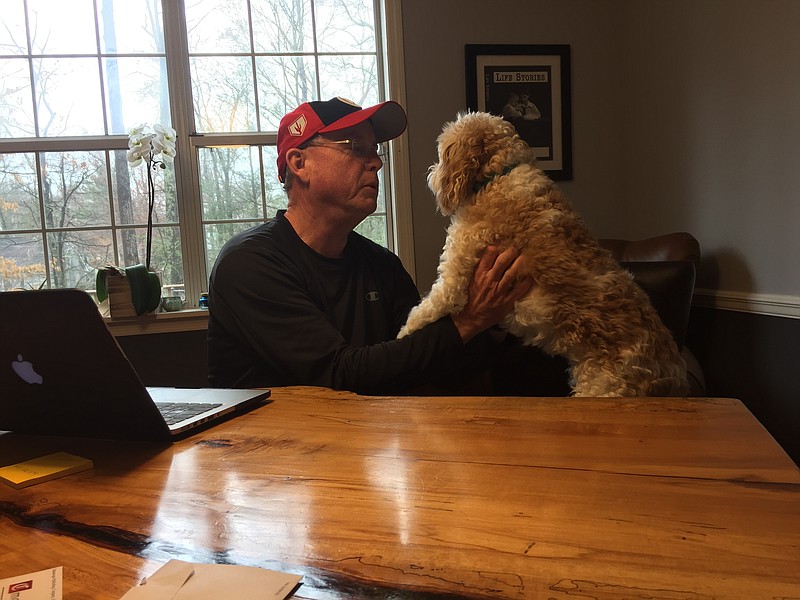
[164,0,205,310]
[381,0,415,284]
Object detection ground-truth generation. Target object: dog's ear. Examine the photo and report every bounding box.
[429,134,487,215]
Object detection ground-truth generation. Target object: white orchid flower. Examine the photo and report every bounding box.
[159,145,176,164]
[126,147,145,167]
[154,124,176,143]
[150,134,173,156]
[126,123,176,167]
[128,124,147,138]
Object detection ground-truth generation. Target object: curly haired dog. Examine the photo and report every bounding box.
[398,111,689,397]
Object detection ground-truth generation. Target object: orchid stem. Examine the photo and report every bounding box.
[146,153,155,271]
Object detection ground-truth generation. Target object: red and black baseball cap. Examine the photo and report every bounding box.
[276,97,407,182]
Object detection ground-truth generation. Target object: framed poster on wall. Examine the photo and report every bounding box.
[465,44,572,180]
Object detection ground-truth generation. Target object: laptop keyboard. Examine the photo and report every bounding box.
[155,402,222,426]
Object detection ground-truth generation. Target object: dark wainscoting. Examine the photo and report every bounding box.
[116,329,209,389]
[687,306,800,467]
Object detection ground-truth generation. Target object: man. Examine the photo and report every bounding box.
[207,97,533,394]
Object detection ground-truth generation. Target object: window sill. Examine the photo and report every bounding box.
[104,309,209,337]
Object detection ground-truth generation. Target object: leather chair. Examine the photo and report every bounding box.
[598,232,705,395]
[491,232,705,397]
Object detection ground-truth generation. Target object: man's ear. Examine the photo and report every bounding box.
[285,148,307,183]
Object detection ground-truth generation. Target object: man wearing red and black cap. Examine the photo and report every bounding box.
[207,98,533,394]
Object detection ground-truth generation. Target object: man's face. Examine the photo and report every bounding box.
[302,121,383,223]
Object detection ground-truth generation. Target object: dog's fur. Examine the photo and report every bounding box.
[398,111,689,397]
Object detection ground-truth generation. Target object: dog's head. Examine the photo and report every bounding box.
[427,111,536,215]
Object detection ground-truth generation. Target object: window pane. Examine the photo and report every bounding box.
[0,153,40,230]
[315,0,375,53]
[255,55,318,131]
[99,0,166,54]
[36,58,105,136]
[116,225,184,291]
[28,0,97,55]
[47,229,114,290]
[191,57,257,133]
[152,225,184,292]
[0,0,27,56]
[0,233,47,291]
[318,54,378,106]
[376,169,386,213]
[355,214,386,247]
[185,0,251,53]
[111,150,178,227]
[252,0,314,53]
[103,57,171,134]
[41,151,110,229]
[0,60,35,137]
[261,146,286,214]
[199,146,264,221]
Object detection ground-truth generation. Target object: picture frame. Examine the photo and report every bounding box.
[465,44,572,180]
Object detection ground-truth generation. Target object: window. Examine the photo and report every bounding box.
[0,0,406,307]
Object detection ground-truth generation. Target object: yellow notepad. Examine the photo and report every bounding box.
[0,452,93,489]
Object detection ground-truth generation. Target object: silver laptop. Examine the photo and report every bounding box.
[0,288,270,441]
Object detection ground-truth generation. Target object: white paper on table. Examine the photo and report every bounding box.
[0,567,62,600]
[119,559,301,600]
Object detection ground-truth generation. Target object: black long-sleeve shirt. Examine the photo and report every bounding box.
[207,211,488,394]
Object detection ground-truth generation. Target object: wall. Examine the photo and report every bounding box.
[620,0,800,301]
[401,0,628,292]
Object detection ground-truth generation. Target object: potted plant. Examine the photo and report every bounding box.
[96,124,176,317]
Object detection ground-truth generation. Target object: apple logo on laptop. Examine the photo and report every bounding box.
[12,354,43,385]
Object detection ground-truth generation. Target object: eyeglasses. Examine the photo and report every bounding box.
[306,138,387,160]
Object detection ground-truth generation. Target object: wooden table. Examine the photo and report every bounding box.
[1,387,799,599]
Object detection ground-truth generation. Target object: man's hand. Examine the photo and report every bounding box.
[451,246,533,343]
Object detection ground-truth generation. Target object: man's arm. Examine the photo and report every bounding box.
[209,245,528,395]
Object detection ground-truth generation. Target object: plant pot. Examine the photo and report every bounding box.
[97,265,162,318]
[105,270,139,319]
